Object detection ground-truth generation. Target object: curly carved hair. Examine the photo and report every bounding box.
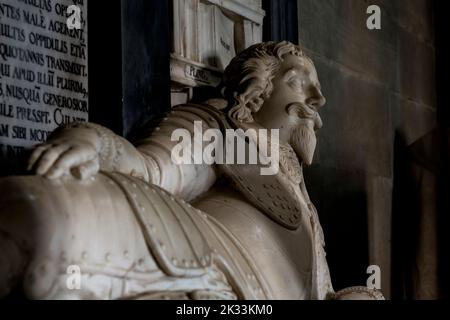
[220,41,306,123]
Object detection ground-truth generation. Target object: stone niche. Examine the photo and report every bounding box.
[170,0,265,106]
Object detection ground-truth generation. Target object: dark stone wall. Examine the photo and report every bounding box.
[121,1,171,138]
[88,0,171,138]
[88,0,123,135]
[263,0,299,43]
[297,0,436,297]
[434,0,450,300]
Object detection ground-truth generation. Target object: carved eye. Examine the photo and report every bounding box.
[287,75,304,90]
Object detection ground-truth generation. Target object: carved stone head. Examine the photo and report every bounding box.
[221,41,326,165]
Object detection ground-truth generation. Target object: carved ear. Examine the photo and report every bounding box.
[228,98,254,123]
[244,85,266,113]
[247,96,265,113]
[228,84,267,123]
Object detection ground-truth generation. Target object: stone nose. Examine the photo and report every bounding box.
[306,88,326,110]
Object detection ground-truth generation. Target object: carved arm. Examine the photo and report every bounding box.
[28,104,219,202]
[28,122,152,182]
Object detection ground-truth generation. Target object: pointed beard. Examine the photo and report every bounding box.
[290,124,317,166]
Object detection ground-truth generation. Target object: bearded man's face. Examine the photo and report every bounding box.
[253,55,326,165]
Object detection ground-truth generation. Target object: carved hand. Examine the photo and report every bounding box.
[28,122,151,182]
[28,132,101,180]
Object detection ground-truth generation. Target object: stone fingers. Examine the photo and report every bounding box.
[34,144,72,176]
[44,147,98,180]
[27,144,53,171]
[70,159,100,180]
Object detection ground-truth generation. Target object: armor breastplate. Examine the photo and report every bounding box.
[191,103,309,230]
[220,162,308,230]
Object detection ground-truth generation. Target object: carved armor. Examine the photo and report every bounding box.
[0,41,384,300]
[123,102,335,299]
[0,102,332,299]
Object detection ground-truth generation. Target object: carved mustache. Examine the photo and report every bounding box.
[286,102,323,131]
